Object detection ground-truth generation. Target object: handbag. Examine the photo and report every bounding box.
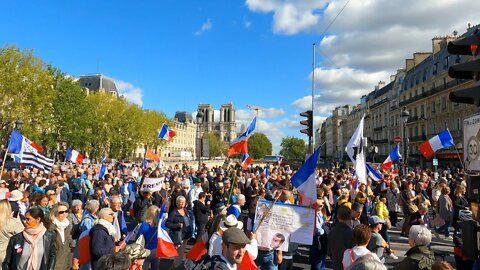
[407,203,419,214]
[384,218,392,229]
[432,215,445,227]
[168,230,183,246]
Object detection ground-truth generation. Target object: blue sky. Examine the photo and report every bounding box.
[1,0,479,153]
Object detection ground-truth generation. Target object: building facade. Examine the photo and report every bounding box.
[197,103,237,143]
[320,25,479,169]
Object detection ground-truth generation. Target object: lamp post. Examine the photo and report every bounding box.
[196,111,204,170]
[401,107,410,175]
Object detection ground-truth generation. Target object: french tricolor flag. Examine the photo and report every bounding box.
[381,144,401,170]
[158,123,176,142]
[77,229,91,265]
[419,129,454,158]
[366,164,382,182]
[66,148,84,163]
[241,153,253,170]
[227,116,256,157]
[156,203,179,258]
[185,231,208,261]
[291,147,321,206]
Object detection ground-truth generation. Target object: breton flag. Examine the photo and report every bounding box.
[291,146,321,206]
[241,153,253,170]
[345,115,367,185]
[419,129,454,158]
[7,129,53,172]
[381,144,401,170]
[156,203,179,258]
[227,116,256,157]
[366,164,382,182]
[66,148,84,163]
[158,123,176,142]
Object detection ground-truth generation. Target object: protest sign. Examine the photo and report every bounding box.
[140,177,164,192]
[254,200,315,251]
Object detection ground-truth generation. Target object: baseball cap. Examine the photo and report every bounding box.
[121,243,151,260]
[222,227,250,245]
[368,215,385,225]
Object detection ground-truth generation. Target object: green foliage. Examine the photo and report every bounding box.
[0,44,171,160]
[279,136,307,160]
[248,133,272,159]
[203,132,227,157]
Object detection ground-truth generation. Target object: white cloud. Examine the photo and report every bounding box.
[114,79,143,107]
[194,19,213,36]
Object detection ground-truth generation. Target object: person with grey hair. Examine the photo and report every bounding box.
[165,195,192,267]
[90,207,122,270]
[396,225,434,270]
[348,253,387,270]
[68,199,83,240]
[79,200,100,234]
[226,193,245,220]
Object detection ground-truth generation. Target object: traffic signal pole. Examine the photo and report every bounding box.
[311,43,316,155]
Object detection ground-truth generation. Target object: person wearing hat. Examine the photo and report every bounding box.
[211,182,227,209]
[367,216,395,262]
[121,243,151,270]
[8,190,24,219]
[208,214,244,256]
[215,227,252,270]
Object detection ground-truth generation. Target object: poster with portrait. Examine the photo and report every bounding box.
[253,200,315,251]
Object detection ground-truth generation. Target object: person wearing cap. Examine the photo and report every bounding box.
[217,227,251,270]
[208,214,255,257]
[367,216,394,262]
[121,243,151,270]
[212,182,227,208]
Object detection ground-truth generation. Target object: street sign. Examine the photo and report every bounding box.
[464,113,480,171]
[394,136,401,143]
[433,158,438,166]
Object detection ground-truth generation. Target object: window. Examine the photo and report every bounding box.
[432,101,436,112]
[421,105,425,117]
[433,63,438,75]
[444,121,448,130]
[442,97,447,110]
[443,77,447,88]
[433,123,436,133]
[444,56,449,69]
[457,118,461,130]
[415,126,419,136]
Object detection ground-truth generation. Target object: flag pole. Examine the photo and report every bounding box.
[253,191,282,234]
[227,175,237,205]
[453,143,466,171]
[0,150,8,180]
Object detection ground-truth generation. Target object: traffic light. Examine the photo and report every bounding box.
[300,110,313,137]
[448,28,480,104]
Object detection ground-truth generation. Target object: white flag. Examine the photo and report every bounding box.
[345,115,366,184]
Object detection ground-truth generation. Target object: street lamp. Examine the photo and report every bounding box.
[401,107,410,174]
[14,119,23,130]
[196,111,204,170]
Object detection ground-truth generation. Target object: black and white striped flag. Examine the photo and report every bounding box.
[20,138,54,172]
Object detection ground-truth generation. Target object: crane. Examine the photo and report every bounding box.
[246,105,283,131]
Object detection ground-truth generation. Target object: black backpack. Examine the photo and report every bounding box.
[72,178,82,193]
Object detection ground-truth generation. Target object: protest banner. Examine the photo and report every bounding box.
[140,177,164,192]
[253,200,315,251]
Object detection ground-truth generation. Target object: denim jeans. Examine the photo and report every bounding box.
[436,220,451,237]
[255,250,278,270]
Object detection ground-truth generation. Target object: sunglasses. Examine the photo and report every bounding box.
[58,210,69,215]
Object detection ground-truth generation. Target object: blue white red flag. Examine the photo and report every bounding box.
[419,129,454,157]
[227,116,256,156]
[382,144,401,170]
[156,203,179,258]
[241,153,253,170]
[158,123,176,142]
[66,148,83,163]
[291,147,321,206]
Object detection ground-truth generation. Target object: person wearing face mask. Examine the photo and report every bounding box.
[2,207,57,270]
[48,202,73,270]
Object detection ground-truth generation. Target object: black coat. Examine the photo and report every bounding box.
[165,209,191,241]
[2,230,57,270]
[89,224,115,270]
[193,200,210,225]
[133,195,153,222]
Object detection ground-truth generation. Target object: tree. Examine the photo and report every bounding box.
[203,132,227,157]
[279,136,307,160]
[248,133,272,159]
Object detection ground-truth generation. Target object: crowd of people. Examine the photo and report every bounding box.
[0,160,468,270]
